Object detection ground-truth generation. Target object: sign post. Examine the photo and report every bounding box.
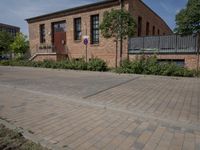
[83,36,89,62]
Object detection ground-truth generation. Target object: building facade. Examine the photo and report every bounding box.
[26,0,172,67]
[0,23,20,37]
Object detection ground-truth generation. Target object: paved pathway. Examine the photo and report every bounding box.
[0,66,200,150]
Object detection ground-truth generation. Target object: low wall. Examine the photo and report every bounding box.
[129,54,199,70]
[33,54,57,62]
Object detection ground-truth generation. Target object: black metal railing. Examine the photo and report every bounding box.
[128,34,198,54]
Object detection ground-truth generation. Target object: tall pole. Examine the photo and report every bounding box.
[115,40,118,68]
[85,22,88,62]
[119,0,123,66]
[197,32,200,73]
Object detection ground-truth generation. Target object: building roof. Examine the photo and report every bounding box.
[26,0,119,23]
[25,0,172,32]
[0,23,20,30]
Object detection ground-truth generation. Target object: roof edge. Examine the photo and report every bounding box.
[26,0,118,23]
[138,0,173,32]
[0,23,20,30]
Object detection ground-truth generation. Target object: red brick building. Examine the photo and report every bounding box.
[26,0,173,67]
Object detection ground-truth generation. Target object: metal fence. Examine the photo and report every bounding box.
[128,34,198,54]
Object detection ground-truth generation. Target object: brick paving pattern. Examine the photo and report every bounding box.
[0,66,200,150]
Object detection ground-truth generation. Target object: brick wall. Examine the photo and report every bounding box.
[33,54,57,62]
[128,0,172,36]
[28,0,172,67]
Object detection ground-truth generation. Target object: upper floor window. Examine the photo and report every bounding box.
[138,16,142,37]
[74,18,82,41]
[40,24,45,43]
[91,14,99,44]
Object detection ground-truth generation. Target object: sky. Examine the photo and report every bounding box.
[0,0,188,36]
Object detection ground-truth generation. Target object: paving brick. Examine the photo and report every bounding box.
[1,67,200,150]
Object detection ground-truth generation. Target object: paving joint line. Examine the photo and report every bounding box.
[1,83,200,134]
[83,76,141,99]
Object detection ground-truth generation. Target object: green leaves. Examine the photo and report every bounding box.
[175,0,200,35]
[100,9,136,40]
[115,56,195,77]
[0,31,14,54]
[10,33,29,55]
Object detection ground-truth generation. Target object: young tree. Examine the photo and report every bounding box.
[10,33,29,56]
[0,31,14,55]
[100,9,136,67]
[175,0,200,35]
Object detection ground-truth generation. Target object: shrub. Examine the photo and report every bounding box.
[70,58,88,70]
[115,57,196,77]
[87,58,108,71]
[40,60,56,68]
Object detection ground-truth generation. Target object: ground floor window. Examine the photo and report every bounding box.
[40,24,45,43]
[158,59,185,67]
[91,14,99,44]
[74,18,82,41]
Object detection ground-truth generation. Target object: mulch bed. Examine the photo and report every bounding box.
[0,124,49,150]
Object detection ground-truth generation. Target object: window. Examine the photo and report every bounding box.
[40,24,45,43]
[53,21,66,32]
[158,59,185,67]
[152,26,155,35]
[74,18,82,41]
[91,14,99,44]
[157,29,160,35]
[146,22,149,36]
[138,16,142,37]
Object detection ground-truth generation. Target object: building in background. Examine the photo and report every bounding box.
[0,23,20,37]
[26,0,172,67]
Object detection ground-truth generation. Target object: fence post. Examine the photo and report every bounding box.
[197,32,200,72]
[143,37,145,51]
[158,36,160,53]
[175,34,178,53]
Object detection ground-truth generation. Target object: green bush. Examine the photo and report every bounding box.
[0,57,197,77]
[116,57,196,77]
[87,58,108,71]
[70,58,88,70]
[0,58,107,72]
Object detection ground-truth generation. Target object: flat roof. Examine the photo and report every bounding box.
[25,0,172,32]
[0,23,20,30]
[26,0,118,23]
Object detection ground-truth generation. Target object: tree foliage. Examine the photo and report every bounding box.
[10,32,29,54]
[100,9,136,40]
[175,0,200,35]
[0,31,14,54]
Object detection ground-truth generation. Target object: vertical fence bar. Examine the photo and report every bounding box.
[142,37,145,51]
[175,34,178,53]
[158,36,160,53]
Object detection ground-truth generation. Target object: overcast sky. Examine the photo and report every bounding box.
[0,0,187,35]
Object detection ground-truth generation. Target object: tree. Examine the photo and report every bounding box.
[100,9,136,67]
[175,0,200,35]
[10,32,29,55]
[0,31,14,55]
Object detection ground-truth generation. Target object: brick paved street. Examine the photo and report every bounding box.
[0,66,200,150]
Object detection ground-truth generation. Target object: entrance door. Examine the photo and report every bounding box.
[52,21,66,54]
